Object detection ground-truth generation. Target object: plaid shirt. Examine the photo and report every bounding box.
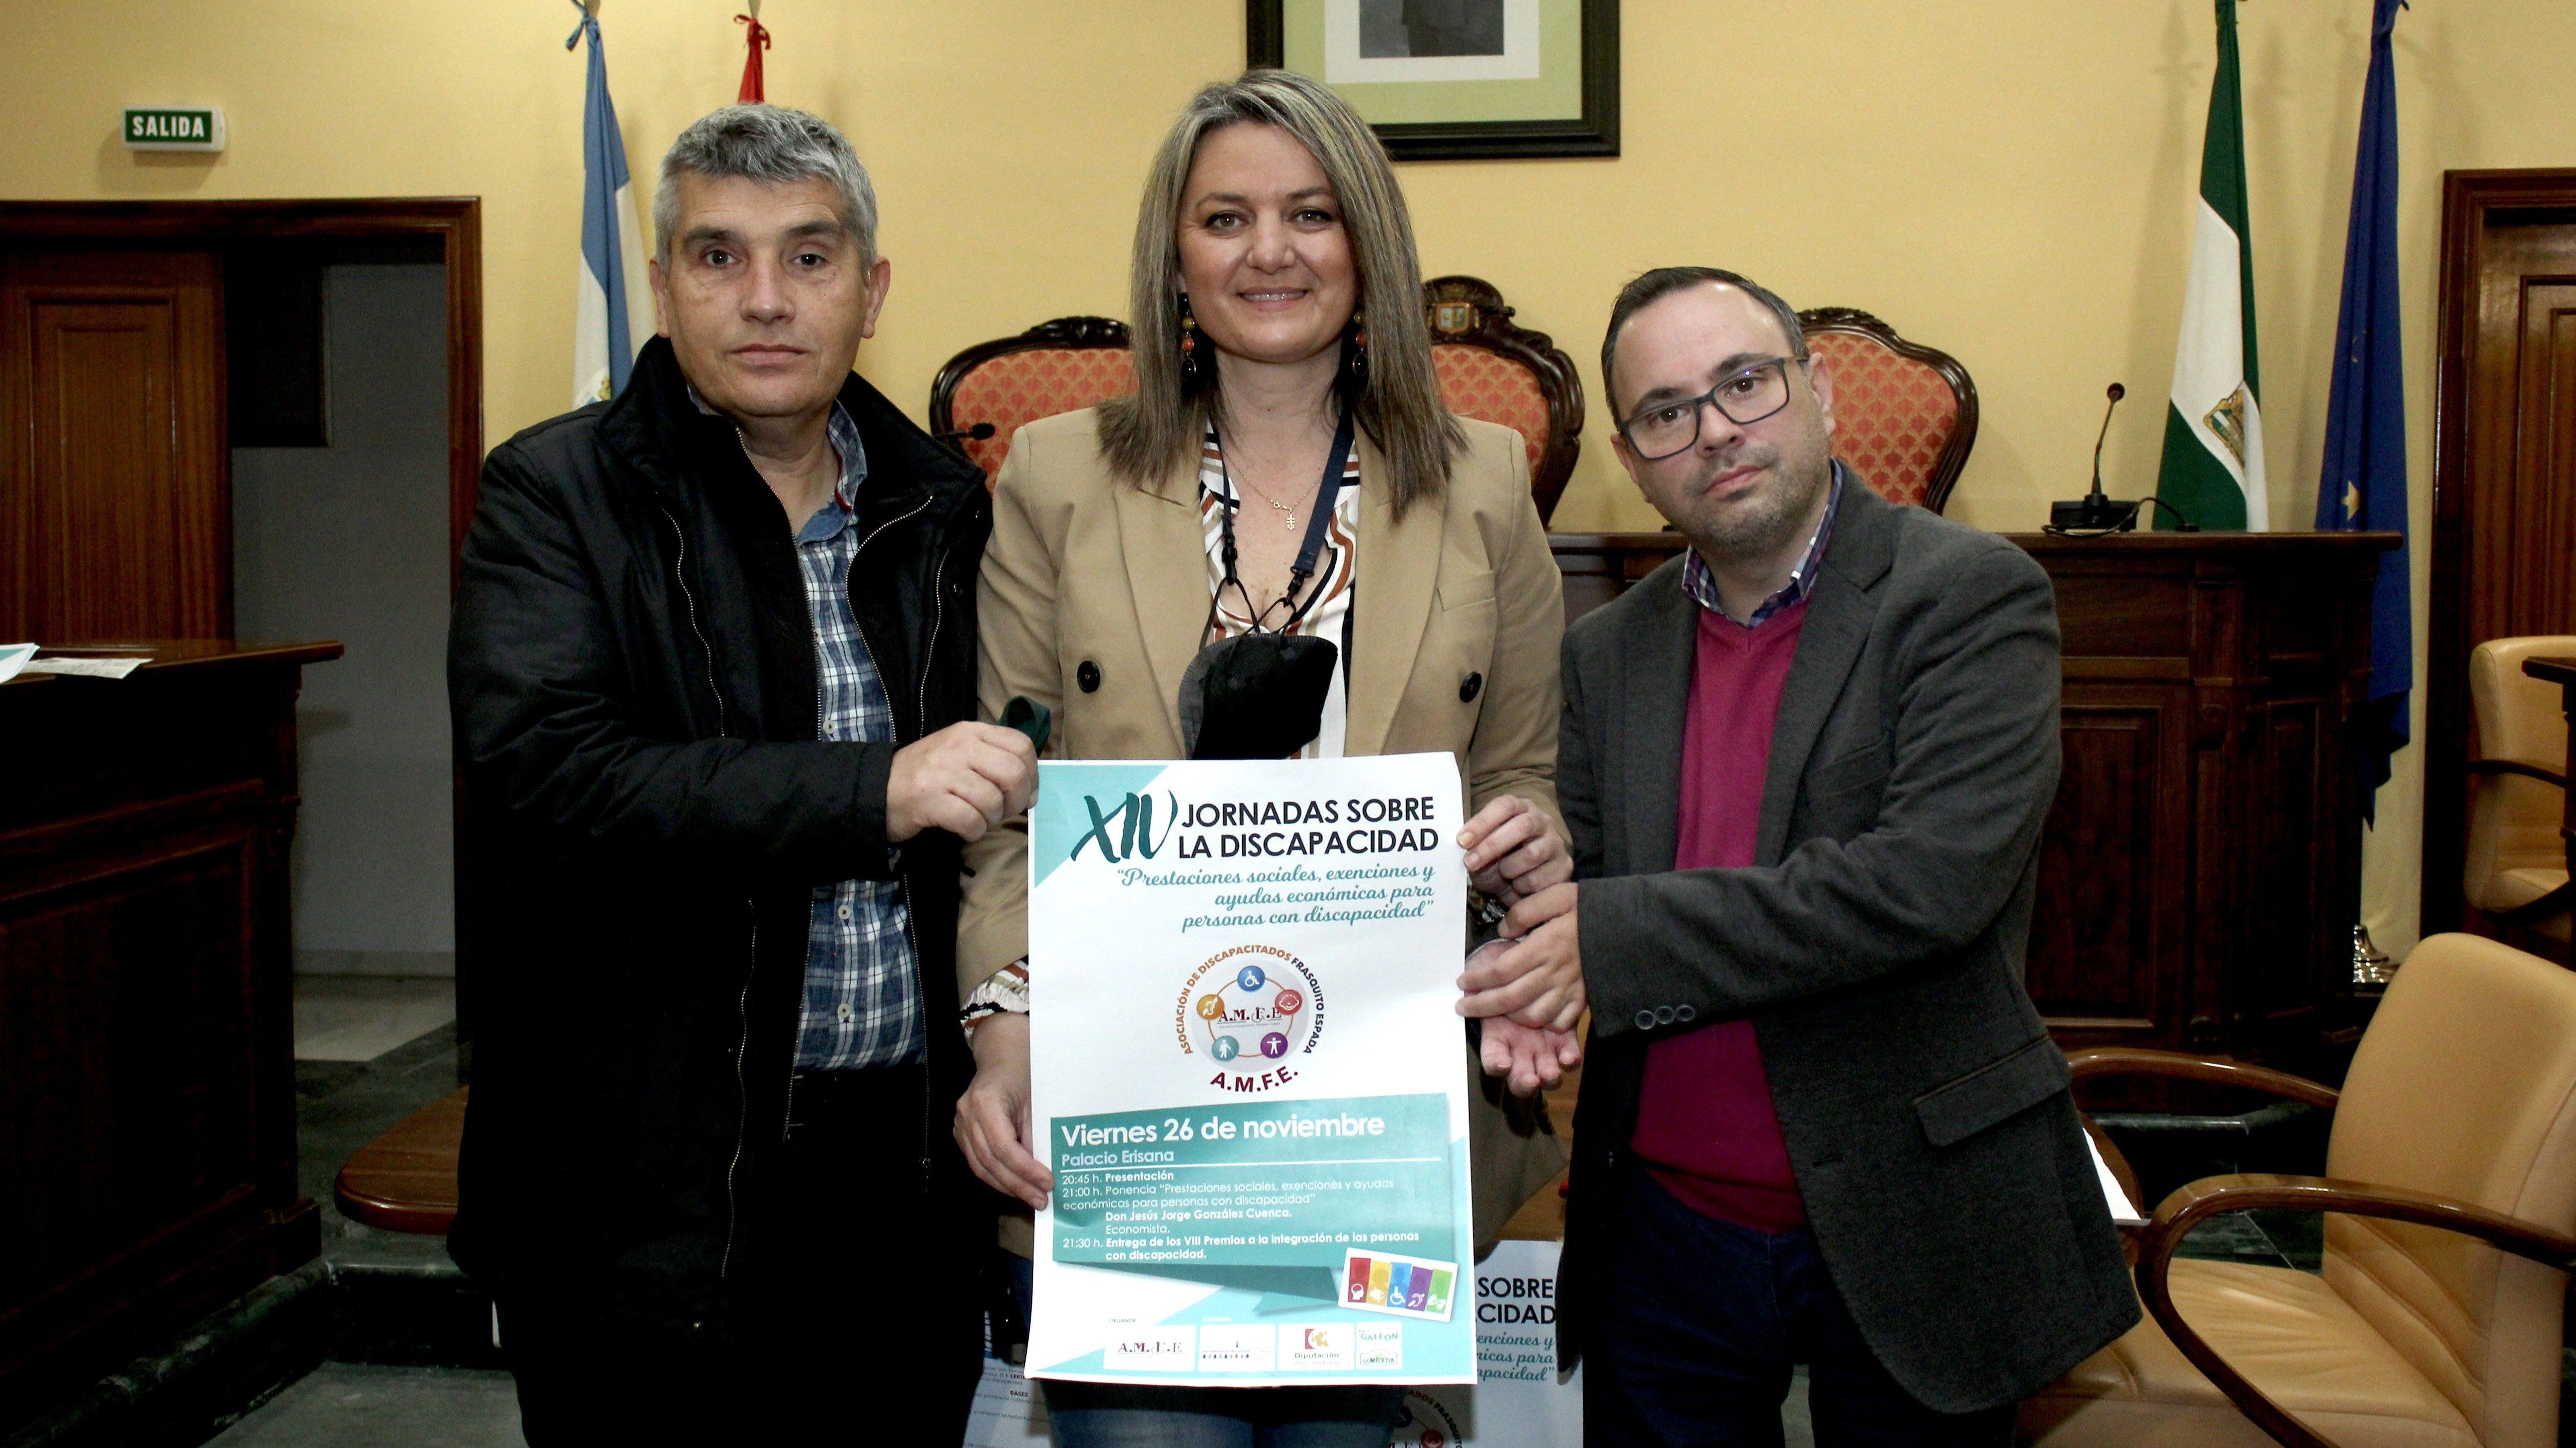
[1682,463,1847,627]
[791,404,923,1068]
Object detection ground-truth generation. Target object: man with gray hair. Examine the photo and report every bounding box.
[450,103,1027,1443]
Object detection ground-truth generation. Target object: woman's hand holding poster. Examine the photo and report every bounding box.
[1025,753,1477,1387]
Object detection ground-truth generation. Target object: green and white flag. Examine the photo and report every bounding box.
[2157,0,2267,531]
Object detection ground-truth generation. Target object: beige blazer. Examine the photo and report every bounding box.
[957,406,1565,990]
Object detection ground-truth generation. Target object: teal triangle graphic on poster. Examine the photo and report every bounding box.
[1032,762,1174,889]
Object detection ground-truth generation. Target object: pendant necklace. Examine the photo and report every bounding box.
[1237,477,1310,531]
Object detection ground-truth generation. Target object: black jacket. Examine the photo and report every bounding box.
[446,337,991,1332]
[1555,482,2135,1411]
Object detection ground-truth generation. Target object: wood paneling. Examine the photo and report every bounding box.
[2427,172,2576,940]
[0,791,261,1369]
[2026,535,2387,1067]
[1546,531,1685,625]
[1552,529,2394,1074]
[0,252,227,642]
[2029,684,2190,1038]
[0,640,337,1425]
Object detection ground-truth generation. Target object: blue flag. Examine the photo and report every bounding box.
[2314,0,2411,816]
[567,4,650,406]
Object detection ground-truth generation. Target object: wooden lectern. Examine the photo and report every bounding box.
[0,641,340,1422]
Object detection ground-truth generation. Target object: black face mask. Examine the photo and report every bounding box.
[1178,408,1356,761]
[1180,632,1341,761]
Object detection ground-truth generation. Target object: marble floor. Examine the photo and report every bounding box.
[206,1360,1805,1448]
[209,1365,519,1447]
[292,975,457,1062]
[2171,1207,2328,1274]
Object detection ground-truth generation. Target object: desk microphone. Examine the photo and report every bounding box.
[2048,383,2143,533]
[933,421,996,445]
[2090,383,2124,494]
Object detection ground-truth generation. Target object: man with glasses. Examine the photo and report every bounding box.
[1459,268,2134,1443]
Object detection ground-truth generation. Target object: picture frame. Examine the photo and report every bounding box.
[1247,0,1618,161]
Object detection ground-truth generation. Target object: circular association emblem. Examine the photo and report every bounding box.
[1175,945,1323,1083]
[1393,1392,1461,1448]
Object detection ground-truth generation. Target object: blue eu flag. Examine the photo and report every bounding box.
[2315,0,2412,816]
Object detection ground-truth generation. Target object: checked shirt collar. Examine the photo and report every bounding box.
[1682,462,1848,628]
[687,384,923,1069]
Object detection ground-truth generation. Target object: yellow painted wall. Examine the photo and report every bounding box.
[4,0,2572,958]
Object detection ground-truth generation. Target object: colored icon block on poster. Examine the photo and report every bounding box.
[1344,1249,1460,1322]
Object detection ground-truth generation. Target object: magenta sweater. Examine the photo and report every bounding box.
[1627,598,1810,1233]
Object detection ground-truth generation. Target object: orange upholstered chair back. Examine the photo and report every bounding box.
[1797,307,1978,513]
[931,285,1586,520]
[928,317,1137,485]
[1423,276,1584,524]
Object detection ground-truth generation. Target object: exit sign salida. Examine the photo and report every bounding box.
[123,108,225,153]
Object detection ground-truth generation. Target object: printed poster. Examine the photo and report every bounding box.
[1026,753,1478,1387]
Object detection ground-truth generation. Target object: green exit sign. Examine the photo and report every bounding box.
[123,107,225,153]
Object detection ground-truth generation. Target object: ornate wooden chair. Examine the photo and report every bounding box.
[1422,275,1584,524]
[929,280,1584,521]
[1796,306,1978,514]
[927,316,1137,484]
[2020,932,2576,1448]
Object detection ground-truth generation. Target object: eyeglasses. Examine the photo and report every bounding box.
[1617,356,1803,461]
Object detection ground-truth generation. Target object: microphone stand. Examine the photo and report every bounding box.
[2048,383,2145,533]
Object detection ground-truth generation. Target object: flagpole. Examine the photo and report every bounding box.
[567,0,651,405]
[2314,0,2413,809]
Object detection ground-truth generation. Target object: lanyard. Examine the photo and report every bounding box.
[1209,407,1356,638]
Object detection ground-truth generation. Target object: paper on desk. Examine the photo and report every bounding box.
[2088,1130,2146,1226]
[19,655,146,679]
[0,644,31,683]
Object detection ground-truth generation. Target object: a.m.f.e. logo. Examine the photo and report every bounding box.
[1173,944,1324,1093]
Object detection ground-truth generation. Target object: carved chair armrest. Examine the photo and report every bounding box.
[2135,1172,2576,1448]
[2064,1047,2341,1113]
[2466,758,2569,789]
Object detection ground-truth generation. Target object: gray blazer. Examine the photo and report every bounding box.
[1555,480,2136,1413]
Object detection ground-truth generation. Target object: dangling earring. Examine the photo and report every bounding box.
[1178,294,1202,386]
[1346,308,1369,389]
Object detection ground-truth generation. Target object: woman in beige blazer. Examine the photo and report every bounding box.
[952,71,1579,1446]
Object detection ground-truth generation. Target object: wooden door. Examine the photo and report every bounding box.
[2425,172,2576,940]
[0,251,228,643]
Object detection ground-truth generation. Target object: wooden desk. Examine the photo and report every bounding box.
[0,640,340,1424]
[2516,655,2576,886]
[1548,530,2400,1078]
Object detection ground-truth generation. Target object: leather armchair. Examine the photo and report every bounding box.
[2464,636,2576,945]
[2020,933,2576,1448]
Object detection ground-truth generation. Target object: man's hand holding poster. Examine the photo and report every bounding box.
[1025,753,1477,1387]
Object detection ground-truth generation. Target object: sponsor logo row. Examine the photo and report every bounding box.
[1104,1322,1402,1373]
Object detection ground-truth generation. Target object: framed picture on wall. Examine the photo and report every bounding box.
[1247,0,1618,161]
